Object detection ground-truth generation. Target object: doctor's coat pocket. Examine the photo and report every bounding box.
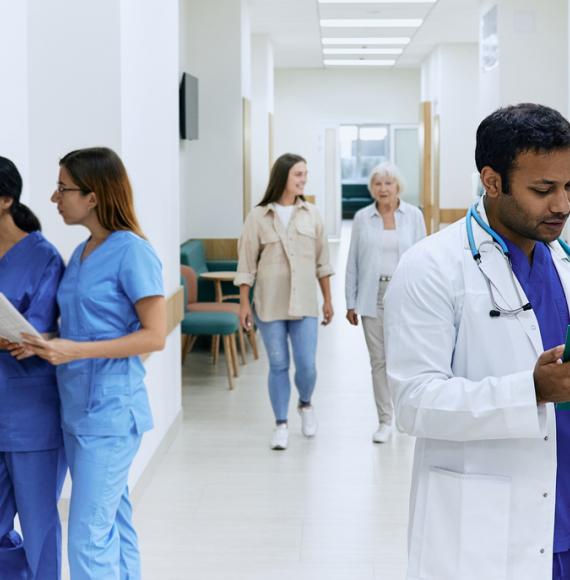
[419,467,511,580]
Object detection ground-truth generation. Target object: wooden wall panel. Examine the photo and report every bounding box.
[202,239,239,260]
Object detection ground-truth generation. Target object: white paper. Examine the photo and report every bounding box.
[0,293,42,344]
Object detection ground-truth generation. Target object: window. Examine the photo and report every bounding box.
[340,124,390,183]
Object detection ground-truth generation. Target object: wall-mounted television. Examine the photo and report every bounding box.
[180,73,199,140]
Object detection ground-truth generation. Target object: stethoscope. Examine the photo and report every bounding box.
[466,203,570,318]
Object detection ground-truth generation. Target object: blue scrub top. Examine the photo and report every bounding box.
[56,231,164,436]
[0,231,65,452]
[505,239,570,553]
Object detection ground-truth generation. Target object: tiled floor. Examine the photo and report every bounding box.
[64,222,414,579]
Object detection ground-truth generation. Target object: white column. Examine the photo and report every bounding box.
[179,0,248,240]
[120,0,182,485]
[251,35,274,208]
[480,0,568,117]
[422,44,479,209]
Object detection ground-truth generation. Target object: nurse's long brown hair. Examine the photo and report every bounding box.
[59,147,145,238]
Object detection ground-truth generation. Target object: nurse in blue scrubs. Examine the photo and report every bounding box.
[22,147,166,580]
[0,156,66,579]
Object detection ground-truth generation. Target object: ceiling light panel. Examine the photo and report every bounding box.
[323,47,403,54]
[320,18,422,27]
[322,36,410,45]
[324,59,396,66]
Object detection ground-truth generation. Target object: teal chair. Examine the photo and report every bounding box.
[180,240,237,302]
[180,275,240,390]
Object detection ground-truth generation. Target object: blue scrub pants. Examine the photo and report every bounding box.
[554,550,570,579]
[0,447,66,580]
[64,430,142,580]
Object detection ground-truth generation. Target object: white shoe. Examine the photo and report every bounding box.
[298,405,318,437]
[372,423,392,444]
[270,424,289,450]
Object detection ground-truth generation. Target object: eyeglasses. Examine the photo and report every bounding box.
[54,185,85,194]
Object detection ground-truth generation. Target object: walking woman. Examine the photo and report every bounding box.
[22,147,166,579]
[236,153,334,451]
[345,162,426,443]
[0,156,66,579]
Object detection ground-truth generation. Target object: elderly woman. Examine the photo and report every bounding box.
[345,162,426,443]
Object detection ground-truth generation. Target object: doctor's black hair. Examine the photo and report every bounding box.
[475,103,570,194]
[0,156,41,232]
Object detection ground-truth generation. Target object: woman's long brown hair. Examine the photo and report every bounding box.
[257,153,306,207]
[60,147,145,238]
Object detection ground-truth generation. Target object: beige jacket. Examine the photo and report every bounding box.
[234,200,334,322]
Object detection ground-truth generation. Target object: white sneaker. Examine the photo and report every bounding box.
[298,405,318,437]
[372,423,392,444]
[270,424,289,450]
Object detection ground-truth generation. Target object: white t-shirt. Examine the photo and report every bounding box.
[380,229,399,276]
[273,203,295,229]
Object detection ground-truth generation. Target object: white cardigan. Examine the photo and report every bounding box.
[345,200,426,318]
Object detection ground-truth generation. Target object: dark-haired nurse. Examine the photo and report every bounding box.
[0,156,66,579]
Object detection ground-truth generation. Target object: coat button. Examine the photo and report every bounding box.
[540,548,545,554]
[545,435,550,441]
[543,492,549,498]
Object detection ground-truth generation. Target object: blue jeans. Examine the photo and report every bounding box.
[255,315,318,423]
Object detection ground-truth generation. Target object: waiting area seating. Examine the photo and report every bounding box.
[179,241,259,390]
[180,239,238,302]
[342,183,373,219]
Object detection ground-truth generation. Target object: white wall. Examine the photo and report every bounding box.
[480,0,568,118]
[0,0,182,498]
[120,0,181,486]
[0,1,30,199]
[274,68,421,219]
[422,44,479,209]
[251,36,274,208]
[27,0,122,259]
[179,0,247,242]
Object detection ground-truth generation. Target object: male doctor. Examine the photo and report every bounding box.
[384,103,570,580]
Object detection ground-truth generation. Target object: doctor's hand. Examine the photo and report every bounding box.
[533,345,570,404]
[20,334,81,365]
[346,309,359,326]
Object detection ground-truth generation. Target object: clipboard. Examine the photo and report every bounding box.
[0,292,42,344]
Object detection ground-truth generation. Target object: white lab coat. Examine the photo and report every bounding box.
[384,198,567,580]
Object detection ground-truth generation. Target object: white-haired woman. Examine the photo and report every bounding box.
[345,162,426,443]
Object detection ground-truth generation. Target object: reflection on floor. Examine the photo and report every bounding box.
[65,221,414,580]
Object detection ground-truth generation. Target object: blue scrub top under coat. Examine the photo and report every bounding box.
[504,239,570,553]
[56,230,164,436]
[0,231,65,452]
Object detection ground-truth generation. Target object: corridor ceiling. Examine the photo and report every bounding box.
[248,0,480,68]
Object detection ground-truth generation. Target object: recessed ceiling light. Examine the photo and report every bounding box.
[323,47,403,55]
[324,59,396,66]
[321,19,423,27]
[322,37,410,45]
